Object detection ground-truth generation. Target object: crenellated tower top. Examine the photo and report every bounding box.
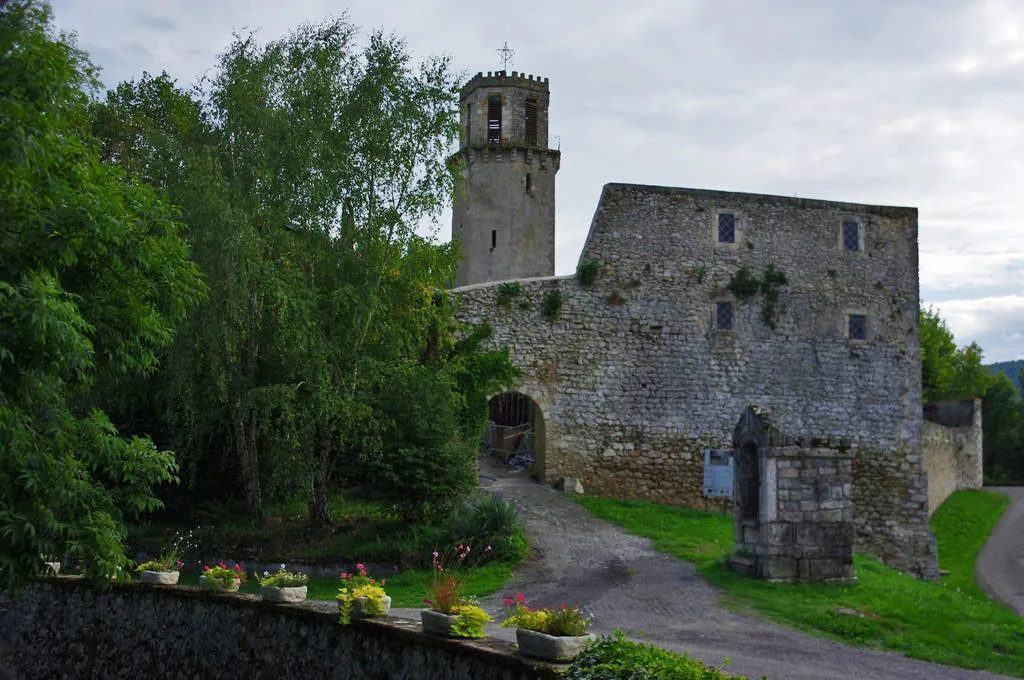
[458,71,554,150]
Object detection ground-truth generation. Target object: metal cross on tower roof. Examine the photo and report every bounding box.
[497,42,515,71]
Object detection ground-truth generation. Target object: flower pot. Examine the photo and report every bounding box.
[138,570,180,586]
[420,609,459,637]
[339,595,392,618]
[261,585,307,603]
[516,628,596,662]
[42,562,60,576]
[199,575,241,592]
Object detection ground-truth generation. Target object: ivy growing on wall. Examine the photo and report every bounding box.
[726,265,789,329]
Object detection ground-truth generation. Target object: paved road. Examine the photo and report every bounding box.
[443,457,1011,680]
[977,487,1024,615]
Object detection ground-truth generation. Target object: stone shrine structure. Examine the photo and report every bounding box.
[450,70,981,581]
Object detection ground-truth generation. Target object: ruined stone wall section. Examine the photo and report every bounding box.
[922,398,984,515]
[453,184,935,575]
[0,580,560,680]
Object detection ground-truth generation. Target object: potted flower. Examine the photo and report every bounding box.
[135,555,184,586]
[421,543,493,639]
[257,564,309,603]
[200,562,245,592]
[501,593,594,662]
[337,563,391,624]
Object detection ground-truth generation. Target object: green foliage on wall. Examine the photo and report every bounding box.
[576,259,601,287]
[725,265,789,329]
[495,282,522,308]
[542,290,565,321]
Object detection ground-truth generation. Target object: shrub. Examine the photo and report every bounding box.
[439,493,528,564]
[424,542,492,614]
[577,259,601,287]
[450,603,493,638]
[337,563,388,624]
[566,631,734,679]
[542,289,565,321]
[256,564,309,588]
[201,562,246,589]
[501,593,591,636]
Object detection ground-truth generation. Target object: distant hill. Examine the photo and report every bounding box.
[988,360,1023,390]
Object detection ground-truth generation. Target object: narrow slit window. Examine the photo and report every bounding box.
[466,103,472,140]
[718,213,736,243]
[491,229,497,249]
[525,98,538,146]
[487,95,502,145]
[842,220,860,251]
[716,302,734,330]
[526,173,532,194]
[848,314,866,340]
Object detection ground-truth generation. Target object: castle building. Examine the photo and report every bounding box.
[451,72,981,582]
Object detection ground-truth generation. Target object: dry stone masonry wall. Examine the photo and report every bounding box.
[0,580,559,680]
[922,398,984,515]
[454,184,939,578]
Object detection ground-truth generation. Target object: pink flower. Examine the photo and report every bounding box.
[503,598,514,607]
[380,579,386,586]
[356,563,364,571]
[515,593,526,603]
[234,564,241,573]
[424,598,432,605]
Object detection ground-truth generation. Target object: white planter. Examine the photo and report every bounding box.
[42,562,60,576]
[516,628,596,662]
[199,575,241,592]
[261,585,307,603]
[420,609,459,637]
[138,570,180,585]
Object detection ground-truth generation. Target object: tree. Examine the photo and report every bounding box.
[919,306,990,402]
[0,1,204,587]
[93,19,517,524]
[982,373,1024,482]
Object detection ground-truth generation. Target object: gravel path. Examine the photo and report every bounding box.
[977,487,1024,615]
[457,457,1012,680]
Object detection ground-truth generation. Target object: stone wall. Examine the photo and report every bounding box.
[453,183,937,577]
[922,398,984,515]
[0,579,559,680]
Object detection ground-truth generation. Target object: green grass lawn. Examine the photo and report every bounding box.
[574,490,1024,678]
[174,560,516,608]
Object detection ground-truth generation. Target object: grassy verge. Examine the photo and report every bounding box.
[574,490,1024,678]
[173,560,515,607]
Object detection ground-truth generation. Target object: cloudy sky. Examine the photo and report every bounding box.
[50,0,1023,361]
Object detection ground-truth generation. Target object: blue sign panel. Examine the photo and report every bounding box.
[703,448,734,498]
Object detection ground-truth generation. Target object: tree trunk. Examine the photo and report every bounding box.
[234,405,263,523]
[307,426,332,526]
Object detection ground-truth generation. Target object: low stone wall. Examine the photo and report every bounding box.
[0,579,560,680]
[922,398,984,515]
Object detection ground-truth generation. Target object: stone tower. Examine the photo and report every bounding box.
[451,71,559,287]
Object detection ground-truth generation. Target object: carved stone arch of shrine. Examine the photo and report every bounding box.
[484,391,547,479]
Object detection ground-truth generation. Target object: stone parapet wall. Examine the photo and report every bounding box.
[0,580,560,680]
[922,398,984,515]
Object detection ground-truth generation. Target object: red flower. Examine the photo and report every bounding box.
[203,566,210,572]
[503,598,513,607]
[515,592,526,603]
[234,564,241,573]
[424,598,432,605]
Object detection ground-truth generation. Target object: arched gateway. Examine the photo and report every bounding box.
[483,392,546,474]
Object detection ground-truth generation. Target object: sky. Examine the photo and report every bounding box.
[49,0,1024,362]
